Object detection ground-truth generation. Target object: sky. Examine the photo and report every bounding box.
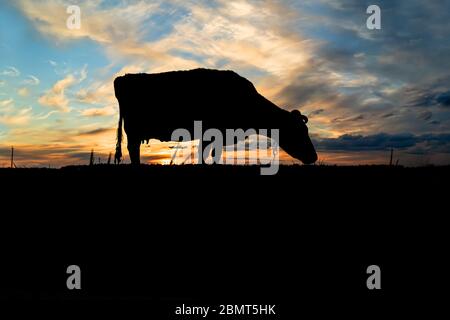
[1,0,450,167]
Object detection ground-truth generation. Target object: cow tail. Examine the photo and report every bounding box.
[115,111,123,164]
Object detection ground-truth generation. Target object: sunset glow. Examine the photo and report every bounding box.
[1,0,450,167]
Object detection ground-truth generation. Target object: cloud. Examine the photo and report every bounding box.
[0,80,5,87]
[18,87,30,97]
[381,112,395,119]
[15,0,163,57]
[76,81,115,105]
[316,133,450,154]
[38,66,87,112]
[8,0,450,166]
[418,111,432,121]
[0,106,32,126]
[0,98,13,109]
[35,110,59,120]
[1,66,20,77]
[76,128,114,137]
[81,105,116,117]
[23,75,40,85]
[38,74,76,112]
[146,0,318,80]
[308,109,325,117]
[271,1,450,140]
[15,0,317,81]
[79,65,88,82]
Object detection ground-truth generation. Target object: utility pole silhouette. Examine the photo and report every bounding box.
[107,152,112,165]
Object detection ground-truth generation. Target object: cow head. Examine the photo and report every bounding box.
[281,110,318,164]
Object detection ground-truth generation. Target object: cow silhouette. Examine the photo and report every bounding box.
[114,68,317,165]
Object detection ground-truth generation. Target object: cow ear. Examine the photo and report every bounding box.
[291,110,308,124]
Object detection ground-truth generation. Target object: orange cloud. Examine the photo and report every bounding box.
[38,74,76,112]
[81,106,116,117]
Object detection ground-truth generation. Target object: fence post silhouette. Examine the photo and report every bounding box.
[89,149,94,166]
[389,148,394,166]
[10,146,14,168]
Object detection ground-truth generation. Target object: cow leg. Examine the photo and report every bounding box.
[128,139,141,165]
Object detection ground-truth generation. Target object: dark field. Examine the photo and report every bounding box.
[0,165,447,317]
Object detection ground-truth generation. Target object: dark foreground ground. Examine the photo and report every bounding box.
[0,165,448,317]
